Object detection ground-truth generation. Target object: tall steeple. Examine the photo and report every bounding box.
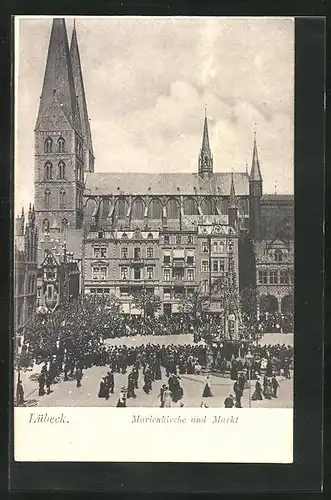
[249,129,263,240]
[35,18,81,133]
[70,20,95,172]
[249,130,262,182]
[228,172,238,228]
[198,108,213,178]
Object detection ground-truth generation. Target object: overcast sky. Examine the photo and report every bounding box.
[15,16,294,214]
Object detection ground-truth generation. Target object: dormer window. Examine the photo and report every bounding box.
[274,249,283,262]
[147,232,153,239]
[57,137,65,153]
[121,232,128,239]
[98,230,104,239]
[44,137,53,153]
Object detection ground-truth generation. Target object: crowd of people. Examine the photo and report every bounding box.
[257,312,294,334]
[16,337,293,408]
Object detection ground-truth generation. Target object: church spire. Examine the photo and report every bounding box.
[229,172,236,208]
[70,20,95,167]
[35,18,81,132]
[249,130,262,182]
[198,108,213,177]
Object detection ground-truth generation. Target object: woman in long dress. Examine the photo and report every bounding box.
[251,379,263,401]
[202,376,212,397]
[163,387,172,407]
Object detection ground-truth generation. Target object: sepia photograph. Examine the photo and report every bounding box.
[14,16,294,413]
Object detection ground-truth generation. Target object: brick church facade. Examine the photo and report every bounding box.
[31,18,294,337]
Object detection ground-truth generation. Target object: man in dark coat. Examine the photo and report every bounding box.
[45,371,52,395]
[76,367,83,388]
[233,380,242,408]
[16,380,24,406]
[38,372,45,396]
[106,370,114,394]
[271,375,280,398]
[127,371,136,399]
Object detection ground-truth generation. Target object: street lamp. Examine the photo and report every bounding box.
[245,350,254,408]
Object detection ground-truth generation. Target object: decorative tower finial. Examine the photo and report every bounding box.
[249,129,262,182]
[198,109,213,178]
[228,172,238,228]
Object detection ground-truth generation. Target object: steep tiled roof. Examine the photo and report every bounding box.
[84,172,249,197]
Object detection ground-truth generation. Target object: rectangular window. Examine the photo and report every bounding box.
[187,256,194,265]
[100,247,107,258]
[280,270,289,284]
[269,270,278,284]
[120,287,129,297]
[219,258,225,272]
[121,247,128,259]
[100,267,107,281]
[147,267,154,279]
[97,288,103,294]
[163,254,171,264]
[201,260,209,272]
[93,267,100,280]
[202,241,208,252]
[90,288,96,294]
[289,269,294,284]
[176,234,181,245]
[202,280,208,293]
[187,235,193,244]
[93,247,100,258]
[121,267,128,280]
[134,268,141,280]
[258,270,267,284]
[212,260,219,272]
[164,235,170,245]
[104,288,110,294]
[164,268,170,281]
[187,269,194,281]
[134,247,141,259]
[47,285,53,299]
[147,247,154,258]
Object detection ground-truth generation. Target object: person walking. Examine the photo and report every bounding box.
[252,379,263,401]
[76,367,83,388]
[163,386,172,407]
[233,380,242,408]
[116,387,127,407]
[16,379,24,406]
[38,372,45,396]
[45,371,52,395]
[271,375,280,398]
[202,375,212,398]
[158,384,167,408]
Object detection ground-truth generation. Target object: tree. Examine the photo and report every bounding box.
[178,288,209,330]
[240,287,257,323]
[131,288,161,332]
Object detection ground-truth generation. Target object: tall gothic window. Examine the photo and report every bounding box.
[58,161,65,179]
[44,161,53,180]
[57,137,65,153]
[44,137,53,153]
[43,219,50,233]
[44,190,51,209]
[59,189,66,209]
[61,218,68,232]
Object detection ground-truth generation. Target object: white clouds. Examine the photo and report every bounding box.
[15,16,294,212]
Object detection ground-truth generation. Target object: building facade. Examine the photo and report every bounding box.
[29,18,295,337]
[14,206,38,337]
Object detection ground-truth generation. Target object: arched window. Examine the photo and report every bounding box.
[44,190,51,209]
[59,189,66,208]
[61,218,68,232]
[122,233,128,239]
[44,137,53,153]
[44,161,53,180]
[57,137,65,153]
[147,232,154,239]
[183,198,199,215]
[58,161,65,179]
[131,198,145,219]
[43,219,50,233]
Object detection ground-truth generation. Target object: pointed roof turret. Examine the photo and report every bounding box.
[229,172,236,208]
[249,130,262,182]
[35,18,81,132]
[70,21,94,156]
[198,108,213,177]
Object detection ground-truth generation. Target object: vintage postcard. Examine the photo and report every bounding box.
[14,16,294,462]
